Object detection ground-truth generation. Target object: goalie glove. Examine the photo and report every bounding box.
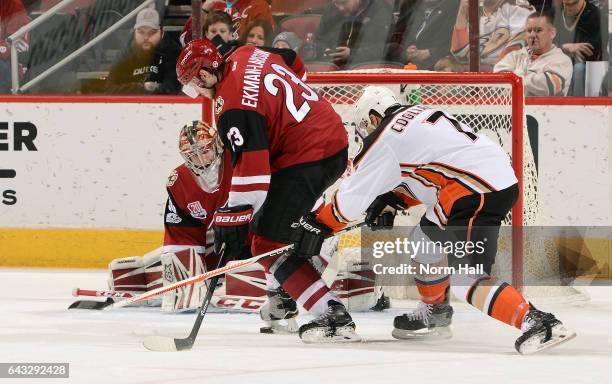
[291,213,332,259]
[213,205,253,261]
[364,191,407,231]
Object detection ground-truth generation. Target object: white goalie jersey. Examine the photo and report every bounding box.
[331,105,518,227]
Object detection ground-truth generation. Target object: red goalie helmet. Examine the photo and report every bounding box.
[179,120,224,192]
[176,38,223,86]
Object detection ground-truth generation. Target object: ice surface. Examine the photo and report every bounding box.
[1,269,611,384]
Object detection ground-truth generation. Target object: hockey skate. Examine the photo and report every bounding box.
[392,298,454,340]
[515,304,576,355]
[370,292,391,311]
[299,300,361,343]
[259,287,299,334]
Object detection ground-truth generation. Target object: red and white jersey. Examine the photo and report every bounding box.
[163,152,232,256]
[328,105,517,227]
[214,45,347,212]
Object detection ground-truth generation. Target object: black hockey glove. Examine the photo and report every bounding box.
[213,205,253,261]
[364,191,407,231]
[290,213,332,259]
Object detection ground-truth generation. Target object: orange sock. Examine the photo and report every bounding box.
[466,277,530,329]
[416,277,449,304]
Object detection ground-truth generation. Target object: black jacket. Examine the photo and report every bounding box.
[315,0,394,67]
[386,0,460,70]
[554,1,608,62]
[106,36,181,94]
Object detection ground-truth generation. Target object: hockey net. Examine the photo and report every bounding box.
[309,70,587,302]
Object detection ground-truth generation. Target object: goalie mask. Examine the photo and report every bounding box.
[353,86,400,139]
[179,120,224,192]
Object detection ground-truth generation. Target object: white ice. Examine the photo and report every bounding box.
[1,268,611,384]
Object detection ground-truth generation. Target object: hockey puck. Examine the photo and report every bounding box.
[260,327,274,334]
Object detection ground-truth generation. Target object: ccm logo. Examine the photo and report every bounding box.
[215,213,252,224]
[298,217,321,234]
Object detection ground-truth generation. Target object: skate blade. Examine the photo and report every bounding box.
[391,326,452,340]
[300,326,362,344]
[260,318,299,334]
[518,324,576,355]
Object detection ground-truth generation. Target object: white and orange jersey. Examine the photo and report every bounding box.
[319,104,517,229]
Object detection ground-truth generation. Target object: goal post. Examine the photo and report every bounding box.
[308,70,527,291]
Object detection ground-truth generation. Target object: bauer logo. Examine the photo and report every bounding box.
[0,122,38,206]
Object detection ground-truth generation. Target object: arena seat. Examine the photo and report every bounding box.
[279,14,321,41]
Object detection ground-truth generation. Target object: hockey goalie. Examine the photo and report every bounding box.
[101,120,387,333]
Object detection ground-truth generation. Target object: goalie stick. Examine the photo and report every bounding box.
[68,288,134,310]
[72,288,135,298]
[68,223,364,311]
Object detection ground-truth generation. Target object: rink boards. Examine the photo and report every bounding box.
[0,96,611,272]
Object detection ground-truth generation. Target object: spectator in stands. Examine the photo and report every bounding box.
[0,0,29,93]
[385,0,460,70]
[106,8,181,95]
[240,19,273,47]
[204,10,234,43]
[315,0,394,68]
[273,31,302,52]
[451,0,534,70]
[494,10,573,96]
[180,0,274,46]
[553,0,607,96]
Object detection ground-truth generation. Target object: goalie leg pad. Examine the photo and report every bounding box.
[330,260,383,312]
[161,248,214,312]
[108,256,147,295]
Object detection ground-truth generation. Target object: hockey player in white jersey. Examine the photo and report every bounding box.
[291,86,575,354]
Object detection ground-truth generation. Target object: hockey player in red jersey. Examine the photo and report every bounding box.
[176,38,360,342]
[292,86,576,354]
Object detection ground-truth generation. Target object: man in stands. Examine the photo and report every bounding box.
[315,0,393,68]
[106,8,181,95]
[175,37,361,342]
[494,10,573,96]
[553,0,607,96]
[292,85,575,354]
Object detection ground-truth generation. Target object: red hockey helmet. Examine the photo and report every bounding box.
[179,120,224,192]
[176,39,223,86]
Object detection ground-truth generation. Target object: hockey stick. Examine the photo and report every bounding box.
[72,288,135,298]
[68,288,134,310]
[142,245,226,352]
[143,274,221,351]
[69,288,265,312]
[70,222,364,311]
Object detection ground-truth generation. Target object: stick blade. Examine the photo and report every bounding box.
[68,298,113,310]
[142,335,179,352]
